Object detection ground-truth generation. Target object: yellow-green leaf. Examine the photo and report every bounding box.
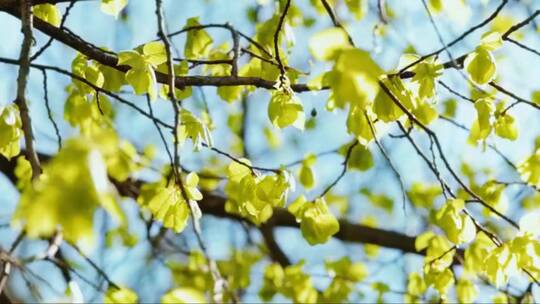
[465,47,497,85]
[298,198,339,245]
[456,279,478,303]
[494,114,518,140]
[143,41,167,66]
[101,0,128,18]
[268,90,305,130]
[0,104,22,159]
[308,27,350,61]
[33,4,61,27]
[104,286,138,304]
[13,139,118,249]
[184,17,213,59]
[518,150,540,188]
[137,183,190,233]
[161,287,206,304]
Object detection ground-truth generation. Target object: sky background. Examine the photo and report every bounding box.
[1,0,540,302]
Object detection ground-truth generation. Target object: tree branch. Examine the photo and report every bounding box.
[2,6,316,93]
[0,153,421,256]
[14,0,41,179]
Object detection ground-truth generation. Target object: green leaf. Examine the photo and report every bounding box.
[412,101,439,125]
[328,48,383,109]
[480,31,503,51]
[118,50,159,98]
[104,286,138,304]
[137,182,190,233]
[494,114,518,140]
[407,182,442,208]
[468,98,494,144]
[373,76,412,122]
[346,107,375,145]
[428,0,443,13]
[531,90,540,106]
[268,90,305,130]
[424,268,454,300]
[344,0,368,20]
[510,233,540,275]
[345,143,373,171]
[143,41,167,66]
[288,195,308,220]
[225,164,291,225]
[493,293,508,304]
[299,160,316,190]
[101,0,128,18]
[98,63,126,92]
[161,288,206,304]
[178,109,213,150]
[298,198,340,245]
[484,244,519,287]
[464,232,496,275]
[424,235,454,271]
[360,188,393,213]
[435,199,476,244]
[184,17,213,59]
[322,257,366,302]
[465,47,497,85]
[14,156,32,190]
[33,4,61,27]
[456,279,478,303]
[443,98,458,117]
[0,104,22,159]
[259,262,318,303]
[518,150,540,188]
[308,27,350,61]
[85,65,105,88]
[13,139,119,249]
[184,172,203,201]
[325,257,367,282]
[117,51,147,69]
[415,231,435,252]
[125,66,156,96]
[407,272,427,296]
[411,56,443,100]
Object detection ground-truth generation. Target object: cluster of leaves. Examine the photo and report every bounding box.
[12,137,126,248]
[288,196,340,245]
[137,171,202,233]
[4,0,540,302]
[224,159,293,225]
[408,203,540,302]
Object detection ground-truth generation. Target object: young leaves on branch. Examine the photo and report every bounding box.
[465,31,502,85]
[224,160,293,225]
[117,41,168,100]
[137,172,202,233]
[0,104,22,159]
[288,196,340,245]
[13,138,124,248]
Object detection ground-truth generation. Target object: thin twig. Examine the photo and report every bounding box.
[398,0,508,74]
[320,140,358,197]
[319,0,355,46]
[41,70,62,149]
[30,0,76,61]
[365,111,407,211]
[273,0,292,85]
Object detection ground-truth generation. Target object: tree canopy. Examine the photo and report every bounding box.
[0,0,540,302]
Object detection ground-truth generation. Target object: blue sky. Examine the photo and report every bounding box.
[1,0,540,302]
